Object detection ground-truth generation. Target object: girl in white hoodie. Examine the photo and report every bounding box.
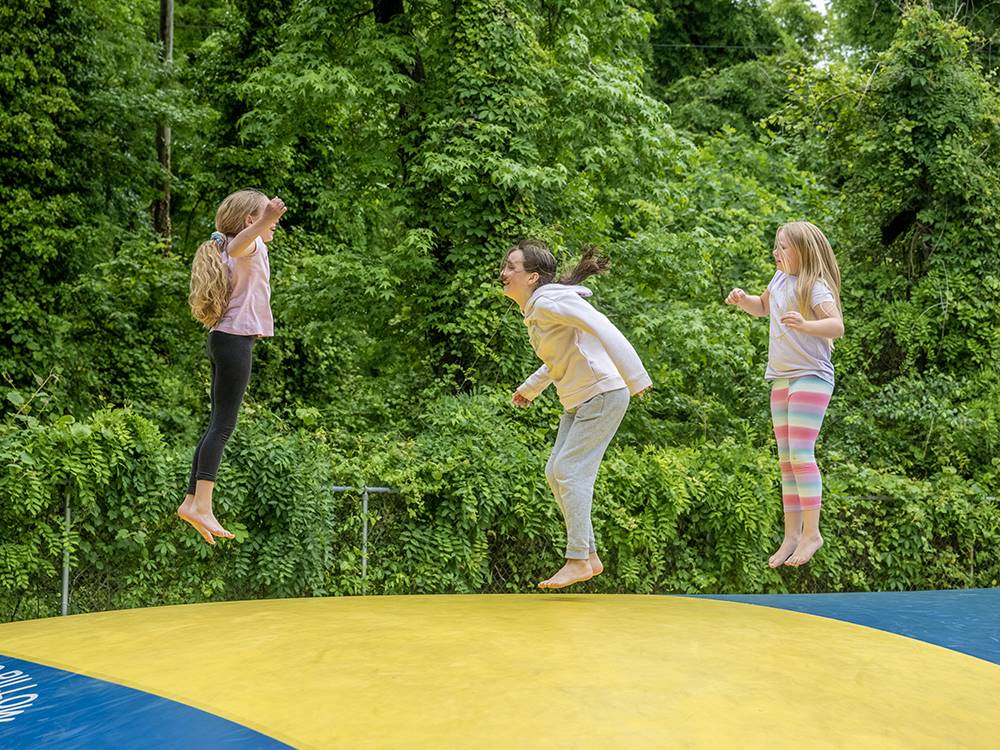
[501,240,652,589]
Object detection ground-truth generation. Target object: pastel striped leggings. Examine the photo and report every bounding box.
[770,376,834,512]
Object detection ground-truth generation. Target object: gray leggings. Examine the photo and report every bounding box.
[545,388,630,560]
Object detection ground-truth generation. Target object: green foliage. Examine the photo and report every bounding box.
[659,0,824,138]
[63,236,206,433]
[0,407,358,620]
[645,0,785,88]
[0,0,175,408]
[831,0,1000,70]
[228,0,682,391]
[2,0,1000,617]
[664,58,792,136]
[337,391,1000,595]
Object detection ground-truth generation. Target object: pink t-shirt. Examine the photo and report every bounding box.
[212,236,273,337]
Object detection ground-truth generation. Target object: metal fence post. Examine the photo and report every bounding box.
[61,489,71,616]
[331,485,396,597]
[362,487,369,596]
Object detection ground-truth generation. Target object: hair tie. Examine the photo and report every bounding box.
[210,231,226,249]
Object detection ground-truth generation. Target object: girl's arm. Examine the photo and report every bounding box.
[227,197,286,258]
[724,287,770,317]
[515,364,553,404]
[780,302,845,339]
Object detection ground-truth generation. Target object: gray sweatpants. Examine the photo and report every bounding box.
[545,388,630,560]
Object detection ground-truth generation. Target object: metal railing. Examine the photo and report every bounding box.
[56,485,400,615]
[331,486,397,595]
[50,490,1000,616]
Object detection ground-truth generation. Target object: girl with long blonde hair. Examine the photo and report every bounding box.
[178,189,287,544]
[725,221,844,567]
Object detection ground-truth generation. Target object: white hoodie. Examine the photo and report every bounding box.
[517,284,652,410]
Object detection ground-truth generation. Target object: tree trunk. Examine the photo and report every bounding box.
[154,0,173,244]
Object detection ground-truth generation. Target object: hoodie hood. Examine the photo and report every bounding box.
[524,283,592,315]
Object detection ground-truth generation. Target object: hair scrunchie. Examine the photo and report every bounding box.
[210,231,226,249]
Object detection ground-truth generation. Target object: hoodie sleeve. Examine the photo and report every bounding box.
[517,364,553,401]
[537,295,652,395]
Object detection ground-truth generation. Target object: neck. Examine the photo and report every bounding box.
[521,284,542,311]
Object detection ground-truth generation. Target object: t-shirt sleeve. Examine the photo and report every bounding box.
[811,278,835,309]
[766,270,782,292]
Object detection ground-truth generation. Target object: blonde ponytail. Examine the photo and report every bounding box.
[189,238,230,328]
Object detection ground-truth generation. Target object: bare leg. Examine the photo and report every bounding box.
[538,559,594,589]
[786,508,822,566]
[768,511,802,568]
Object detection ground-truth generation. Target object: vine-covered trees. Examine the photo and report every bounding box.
[2,2,999,615]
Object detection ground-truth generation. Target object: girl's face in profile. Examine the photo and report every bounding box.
[774,229,800,274]
[500,249,538,303]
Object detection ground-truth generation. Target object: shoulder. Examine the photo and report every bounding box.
[231,237,267,262]
[529,289,593,321]
[813,276,832,293]
[811,276,835,299]
[248,237,267,257]
[766,270,784,289]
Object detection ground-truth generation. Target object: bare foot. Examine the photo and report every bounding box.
[538,560,593,590]
[198,512,235,540]
[177,497,234,541]
[785,535,823,567]
[768,537,800,568]
[177,502,214,545]
[589,553,604,577]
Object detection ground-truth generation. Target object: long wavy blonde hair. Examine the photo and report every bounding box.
[776,221,841,321]
[189,189,267,328]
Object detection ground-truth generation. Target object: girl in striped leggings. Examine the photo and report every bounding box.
[725,222,843,567]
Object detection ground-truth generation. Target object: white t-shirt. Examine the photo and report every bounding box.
[764,270,836,385]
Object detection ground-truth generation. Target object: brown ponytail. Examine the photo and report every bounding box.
[557,243,610,285]
[508,239,611,288]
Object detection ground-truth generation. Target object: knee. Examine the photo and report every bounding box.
[548,458,572,488]
[207,421,236,443]
[789,451,816,471]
